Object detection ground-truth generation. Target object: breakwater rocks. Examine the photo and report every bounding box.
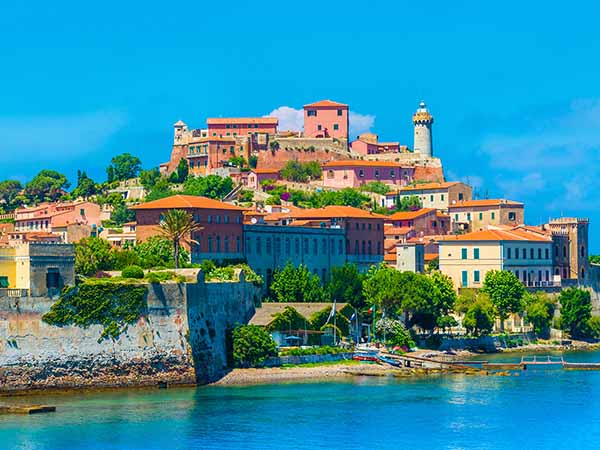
[0,276,260,393]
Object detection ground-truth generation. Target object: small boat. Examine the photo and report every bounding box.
[353,349,379,362]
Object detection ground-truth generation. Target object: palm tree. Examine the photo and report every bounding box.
[159,209,202,269]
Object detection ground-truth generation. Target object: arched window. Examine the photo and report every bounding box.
[216,236,221,252]
[581,246,586,258]
[224,236,229,252]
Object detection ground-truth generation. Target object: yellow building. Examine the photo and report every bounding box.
[439,229,554,290]
[449,199,524,232]
[0,243,74,297]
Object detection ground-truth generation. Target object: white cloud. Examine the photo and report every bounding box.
[266,106,304,132]
[495,172,546,200]
[0,111,127,163]
[349,111,375,138]
[266,106,376,138]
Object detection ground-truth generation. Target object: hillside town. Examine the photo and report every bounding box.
[1,99,600,394]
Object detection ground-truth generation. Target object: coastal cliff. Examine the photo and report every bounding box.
[0,275,259,393]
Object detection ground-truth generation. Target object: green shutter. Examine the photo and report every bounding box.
[474,248,480,259]
[474,270,480,283]
[461,271,468,287]
[461,248,468,259]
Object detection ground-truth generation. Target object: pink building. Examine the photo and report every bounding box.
[322,161,414,189]
[13,201,103,242]
[303,100,349,140]
[207,117,278,138]
[351,133,406,155]
[246,169,280,190]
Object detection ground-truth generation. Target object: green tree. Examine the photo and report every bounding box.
[145,179,175,202]
[590,255,600,265]
[374,318,414,348]
[134,236,189,269]
[304,161,322,179]
[429,271,457,331]
[139,168,161,191]
[72,170,98,199]
[462,296,495,336]
[559,287,592,338]
[169,159,189,183]
[232,325,277,368]
[182,175,233,199]
[396,195,422,212]
[107,153,142,182]
[248,155,258,169]
[360,181,391,195]
[111,203,135,225]
[75,237,116,276]
[327,263,365,309]
[281,161,309,182]
[267,306,307,332]
[362,264,405,314]
[481,270,525,330]
[0,180,23,211]
[158,209,201,269]
[525,292,556,336]
[269,263,327,302]
[24,170,70,203]
[228,156,246,168]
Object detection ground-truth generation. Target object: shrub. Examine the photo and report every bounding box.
[279,346,346,357]
[122,265,145,279]
[232,325,277,368]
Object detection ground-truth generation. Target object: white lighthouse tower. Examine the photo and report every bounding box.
[412,101,434,157]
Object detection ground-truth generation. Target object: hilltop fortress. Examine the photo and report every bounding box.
[161,100,445,185]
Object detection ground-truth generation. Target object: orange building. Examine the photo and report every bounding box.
[386,208,451,237]
[206,117,278,138]
[131,195,246,263]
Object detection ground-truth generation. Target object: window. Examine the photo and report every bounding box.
[359,170,365,178]
[474,248,480,259]
[515,248,519,259]
[374,170,380,178]
[538,248,542,259]
[322,238,327,254]
[307,110,317,117]
[0,276,8,288]
[295,238,300,254]
[355,240,359,255]
[441,194,445,201]
[285,238,291,255]
[303,238,309,254]
[333,124,339,130]
[216,236,221,252]
[368,240,372,254]
[207,215,212,223]
[509,212,516,221]
[275,237,281,254]
[530,248,534,259]
[458,193,464,201]
[80,208,85,216]
[474,270,480,283]
[461,271,468,287]
[236,216,241,224]
[337,109,343,116]
[508,248,512,259]
[256,237,261,255]
[467,213,471,221]
[522,248,526,259]
[430,195,434,202]
[327,170,334,179]
[266,238,272,255]
[362,241,366,254]
[581,246,586,258]
[491,212,496,220]
[545,248,549,259]
[368,223,372,230]
[432,221,437,228]
[224,215,229,224]
[339,240,344,255]
[317,125,322,131]
[461,248,468,259]
[313,239,318,255]
[355,223,359,230]
[216,215,221,224]
[479,212,483,220]
[390,170,395,178]
[224,236,230,252]
[377,223,381,230]
[455,214,459,221]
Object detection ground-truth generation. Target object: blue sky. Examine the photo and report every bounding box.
[1,1,599,251]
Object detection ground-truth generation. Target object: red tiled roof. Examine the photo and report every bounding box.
[207,117,278,125]
[387,208,436,221]
[448,199,523,209]
[322,160,407,168]
[424,253,439,262]
[290,206,385,220]
[384,226,413,235]
[396,182,461,192]
[439,229,551,243]
[304,99,348,108]
[252,168,280,174]
[130,195,246,211]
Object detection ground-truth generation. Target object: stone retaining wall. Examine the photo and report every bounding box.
[0,276,260,392]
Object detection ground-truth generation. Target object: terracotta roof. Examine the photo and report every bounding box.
[130,195,246,211]
[449,199,523,209]
[249,302,348,327]
[424,253,439,262]
[384,253,397,262]
[207,117,278,125]
[252,168,280,174]
[387,208,436,221]
[384,226,413,235]
[395,182,461,193]
[439,229,551,243]
[290,206,385,220]
[436,212,450,219]
[303,100,348,108]
[322,160,407,168]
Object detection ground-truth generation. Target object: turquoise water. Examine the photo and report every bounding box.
[2,351,600,450]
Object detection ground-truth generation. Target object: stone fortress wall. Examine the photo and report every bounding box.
[0,274,260,393]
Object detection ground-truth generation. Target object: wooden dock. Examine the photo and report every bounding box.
[0,405,56,415]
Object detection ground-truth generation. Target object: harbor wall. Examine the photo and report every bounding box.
[0,276,259,393]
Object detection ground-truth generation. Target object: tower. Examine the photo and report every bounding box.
[173,120,188,144]
[412,101,434,157]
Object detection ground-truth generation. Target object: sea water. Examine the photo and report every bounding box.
[1,350,600,450]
